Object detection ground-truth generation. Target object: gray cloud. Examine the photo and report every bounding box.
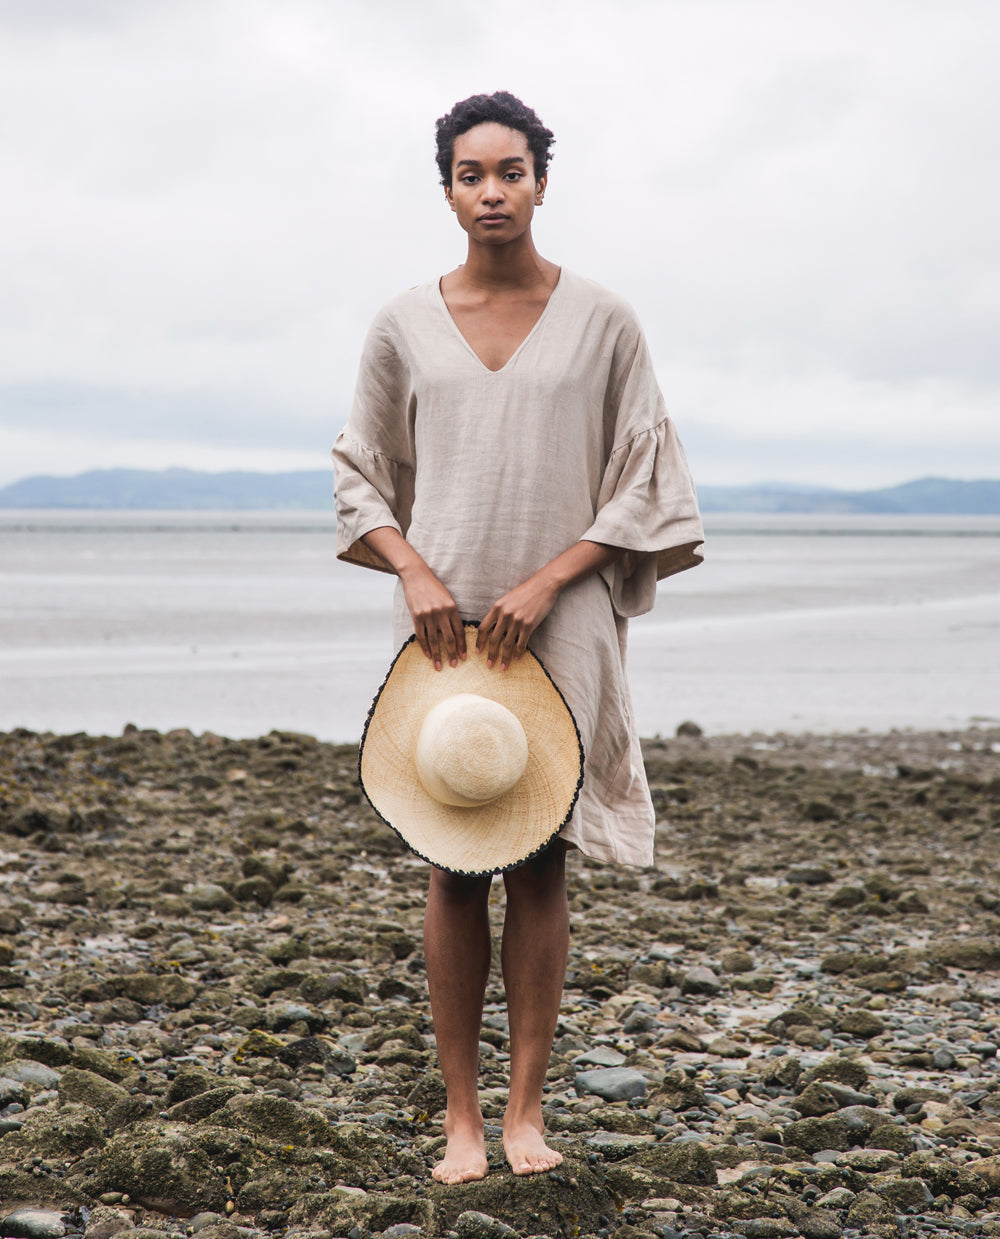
[1,0,998,487]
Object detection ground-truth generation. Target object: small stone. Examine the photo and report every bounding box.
[675,720,703,738]
[454,1212,518,1239]
[1,1210,66,1239]
[573,1046,626,1068]
[816,1187,855,1207]
[186,883,236,912]
[706,1036,749,1058]
[827,884,867,908]
[574,1066,647,1102]
[785,866,834,885]
[0,1060,61,1089]
[720,950,754,974]
[84,1206,134,1239]
[680,966,721,996]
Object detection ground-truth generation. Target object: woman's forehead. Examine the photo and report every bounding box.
[453,122,531,162]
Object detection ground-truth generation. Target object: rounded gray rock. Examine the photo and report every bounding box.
[1,1210,66,1239]
[574,1066,647,1101]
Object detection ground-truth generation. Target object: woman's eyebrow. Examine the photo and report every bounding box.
[455,156,528,170]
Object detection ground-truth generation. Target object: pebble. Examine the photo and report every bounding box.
[0,1210,66,1239]
[574,1066,648,1101]
[0,724,998,1239]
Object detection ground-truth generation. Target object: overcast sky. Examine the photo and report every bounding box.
[1,0,997,489]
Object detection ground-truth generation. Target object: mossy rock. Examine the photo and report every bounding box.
[96,1121,228,1214]
[1,1101,105,1161]
[167,1086,243,1123]
[866,1123,916,1155]
[782,1116,851,1154]
[211,1094,332,1147]
[112,971,198,1007]
[845,1189,898,1234]
[428,1157,616,1238]
[165,1068,215,1106]
[58,1067,129,1111]
[800,1054,869,1091]
[629,1139,718,1187]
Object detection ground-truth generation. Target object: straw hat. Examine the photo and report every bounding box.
[359,624,584,875]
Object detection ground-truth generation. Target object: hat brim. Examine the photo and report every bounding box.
[359,625,584,876]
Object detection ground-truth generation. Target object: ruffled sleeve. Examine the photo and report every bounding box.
[579,311,704,618]
[332,309,415,574]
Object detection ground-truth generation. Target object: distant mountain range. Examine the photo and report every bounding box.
[0,468,998,514]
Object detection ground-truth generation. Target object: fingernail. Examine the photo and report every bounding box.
[486,659,493,667]
[501,662,508,671]
[450,658,457,667]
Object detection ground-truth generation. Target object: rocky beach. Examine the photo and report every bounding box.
[1,723,999,1239]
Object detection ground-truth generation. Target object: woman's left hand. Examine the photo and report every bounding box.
[477,570,560,670]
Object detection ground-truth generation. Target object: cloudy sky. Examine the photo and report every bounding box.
[2,0,997,489]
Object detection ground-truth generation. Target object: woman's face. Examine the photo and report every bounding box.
[445,122,545,245]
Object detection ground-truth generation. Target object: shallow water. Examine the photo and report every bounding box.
[1,510,997,739]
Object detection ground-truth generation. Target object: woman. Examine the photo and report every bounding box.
[333,91,703,1184]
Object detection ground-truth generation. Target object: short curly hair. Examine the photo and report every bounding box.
[435,91,555,187]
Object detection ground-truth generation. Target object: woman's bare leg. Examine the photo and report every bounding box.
[500,841,569,1174]
[424,866,493,1183]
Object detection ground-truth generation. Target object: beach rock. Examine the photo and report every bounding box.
[454,1211,518,1239]
[0,1210,66,1239]
[58,1068,129,1111]
[836,1009,886,1038]
[82,1207,134,1239]
[575,1067,647,1101]
[680,966,721,996]
[186,883,235,912]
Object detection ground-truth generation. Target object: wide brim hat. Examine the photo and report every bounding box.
[359,624,584,875]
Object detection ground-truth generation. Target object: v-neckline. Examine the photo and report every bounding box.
[435,269,564,374]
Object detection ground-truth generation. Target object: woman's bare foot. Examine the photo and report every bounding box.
[503,1115,563,1176]
[432,1114,489,1184]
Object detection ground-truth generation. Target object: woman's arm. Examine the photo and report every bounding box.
[361,526,467,670]
[478,540,624,670]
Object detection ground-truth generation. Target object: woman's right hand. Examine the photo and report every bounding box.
[360,526,466,670]
[398,560,467,670]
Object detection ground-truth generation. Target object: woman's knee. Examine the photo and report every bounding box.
[428,866,492,907]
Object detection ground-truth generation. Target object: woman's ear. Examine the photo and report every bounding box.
[444,184,456,212]
[535,175,547,205]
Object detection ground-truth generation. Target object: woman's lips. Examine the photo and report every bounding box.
[478,213,508,222]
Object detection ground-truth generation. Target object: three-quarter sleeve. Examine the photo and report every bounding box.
[579,312,704,618]
[332,310,415,574]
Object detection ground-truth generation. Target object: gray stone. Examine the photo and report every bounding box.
[0,1060,62,1089]
[574,1066,647,1101]
[680,965,721,996]
[185,883,235,912]
[0,1077,28,1108]
[83,1208,134,1239]
[382,1228,424,1239]
[585,1131,654,1159]
[572,1046,626,1068]
[186,1215,223,1233]
[454,1212,518,1239]
[1,1210,66,1239]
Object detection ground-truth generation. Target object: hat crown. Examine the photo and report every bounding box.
[415,693,528,808]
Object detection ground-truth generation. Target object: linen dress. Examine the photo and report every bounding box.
[332,268,704,867]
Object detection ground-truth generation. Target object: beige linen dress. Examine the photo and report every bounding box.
[333,268,704,867]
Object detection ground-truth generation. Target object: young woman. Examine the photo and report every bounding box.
[333,92,703,1184]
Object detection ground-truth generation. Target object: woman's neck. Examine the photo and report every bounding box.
[456,232,556,293]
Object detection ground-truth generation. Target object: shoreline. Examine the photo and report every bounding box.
[1,724,999,1238]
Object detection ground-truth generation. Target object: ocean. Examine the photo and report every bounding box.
[1,510,997,741]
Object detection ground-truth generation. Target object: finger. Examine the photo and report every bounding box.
[427,623,443,671]
[487,620,506,668]
[476,612,496,655]
[452,615,468,661]
[439,616,458,668]
[514,624,531,661]
[415,621,432,661]
[499,623,519,671]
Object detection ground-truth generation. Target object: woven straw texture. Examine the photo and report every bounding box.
[360,627,583,875]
